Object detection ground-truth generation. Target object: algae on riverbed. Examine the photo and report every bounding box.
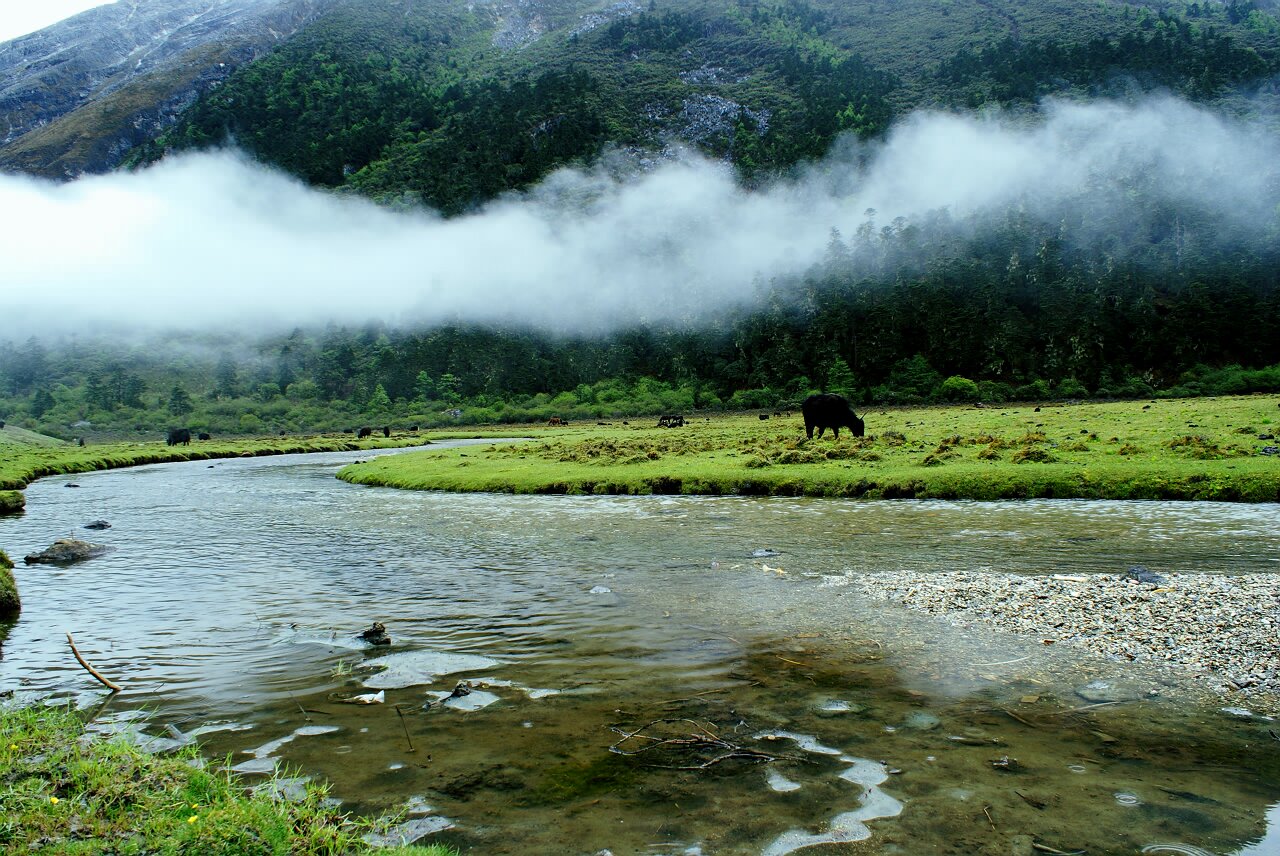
[339,396,1280,501]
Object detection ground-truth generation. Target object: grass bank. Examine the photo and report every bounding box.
[0,705,455,855]
[339,396,1280,501]
[0,427,432,516]
[0,549,16,619]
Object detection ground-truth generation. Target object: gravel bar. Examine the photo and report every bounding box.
[845,570,1280,713]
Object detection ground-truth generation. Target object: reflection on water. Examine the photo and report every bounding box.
[2,444,1278,854]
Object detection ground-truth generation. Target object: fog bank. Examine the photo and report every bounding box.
[1,95,1277,336]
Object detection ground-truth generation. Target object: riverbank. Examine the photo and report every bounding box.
[0,705,455,855]
[339,396,1280,501]
[835,568,1280,715]
[0,429,433,516]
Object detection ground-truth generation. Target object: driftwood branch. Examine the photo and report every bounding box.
[66,633,122,693]
[609,718,804,770]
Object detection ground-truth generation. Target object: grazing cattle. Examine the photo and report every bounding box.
[77,437,85,447]
[759,413,770,420]
[0,420,5,429]
[383,426,391,438]
[166,428,192,447]
[198,432,211,441]
[357,426,373,439]
[409,425,419,431]
[657,414,685,428]
[801,394,865,440]
[548,417,563,426]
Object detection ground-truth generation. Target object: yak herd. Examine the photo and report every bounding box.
[159,393,866,446]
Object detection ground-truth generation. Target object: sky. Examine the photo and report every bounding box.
[0,0,114,42]
[1,95,1276,338]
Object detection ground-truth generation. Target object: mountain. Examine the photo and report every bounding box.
[3,0,1280,191]
[0,0,334,178]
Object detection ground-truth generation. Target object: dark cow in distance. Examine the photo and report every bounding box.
[383,426,391,438]
[166,428,192,446]
[801,394,864,440]
[357,426,373,439]
[657,414,685,428]
[198,432,211,441]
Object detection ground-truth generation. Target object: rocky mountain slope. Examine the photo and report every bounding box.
[3,0,1278,192]
[0,0,333,177]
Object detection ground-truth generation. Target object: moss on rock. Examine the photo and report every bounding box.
[0,549,18,618]
[0,490,23,515]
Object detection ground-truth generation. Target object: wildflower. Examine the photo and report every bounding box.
[50,797,59,804]
[188,815,198,824]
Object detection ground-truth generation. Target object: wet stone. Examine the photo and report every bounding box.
[363,816,454,848]
[23,538,108,565]
[901,711,941,731]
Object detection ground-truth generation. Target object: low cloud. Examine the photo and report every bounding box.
[1,95,1277,336]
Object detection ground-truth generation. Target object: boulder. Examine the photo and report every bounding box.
[23,538,108,565]
[84,520,112,530]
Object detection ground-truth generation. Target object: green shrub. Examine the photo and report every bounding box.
[936,375,980,402]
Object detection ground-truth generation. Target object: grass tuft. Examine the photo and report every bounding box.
[0,706,456,855]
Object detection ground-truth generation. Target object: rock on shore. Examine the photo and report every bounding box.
[843,570,1279,712]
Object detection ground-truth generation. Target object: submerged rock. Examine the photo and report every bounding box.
[361,649,500,690]
[358,621,392,646]
[84,520,111,530]
[363,816,454,848]
[24,538,108,565]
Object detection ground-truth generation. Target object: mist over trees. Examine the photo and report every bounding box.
[3,194,1278,438]
[4,0,1280,437]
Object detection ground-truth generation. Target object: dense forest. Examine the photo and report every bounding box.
[4,198,1279,439]
[7,0,1280,438]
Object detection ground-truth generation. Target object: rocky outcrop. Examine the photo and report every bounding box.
[23,538,109,565]
[0,0,335,177]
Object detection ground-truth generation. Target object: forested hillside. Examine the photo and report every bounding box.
[133,0,1280,211]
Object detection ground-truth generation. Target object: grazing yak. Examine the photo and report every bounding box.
[357,426,373,439]
[657,414,685,428]
[801,394,865,440]
[383,426,391,437]
[197,432,211,441]
[166,428,192,446]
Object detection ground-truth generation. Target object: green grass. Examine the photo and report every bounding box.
[338,396,1280,501]
[0,706,456,855]
[0,549,17,619]
[0,428,431,511]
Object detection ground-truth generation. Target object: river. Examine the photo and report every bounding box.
[2,443,1278,855]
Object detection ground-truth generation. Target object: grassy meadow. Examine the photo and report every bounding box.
[0,705,455,855]
[339,396,1280,501]
[0,425,433,516]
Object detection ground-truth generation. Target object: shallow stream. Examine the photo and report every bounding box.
[2,444,1278,854]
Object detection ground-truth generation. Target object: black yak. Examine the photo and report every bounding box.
[357,426,373,439]
[801,394,864,439]
[166,428,192,446]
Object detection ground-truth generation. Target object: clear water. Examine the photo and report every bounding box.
[2,444,1278,854]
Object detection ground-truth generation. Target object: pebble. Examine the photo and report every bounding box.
[847,570,1280,713]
